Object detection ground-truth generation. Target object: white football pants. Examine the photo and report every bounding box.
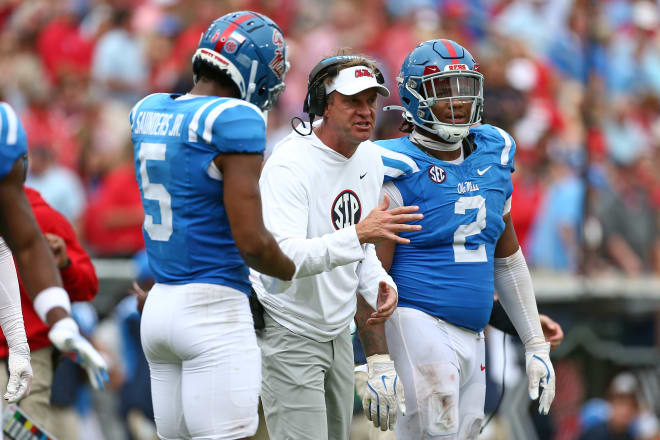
[140,283,260,440]
[385,307,486,439]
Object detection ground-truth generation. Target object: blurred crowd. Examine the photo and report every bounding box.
[1,0,660,439]
[1,0,660,276]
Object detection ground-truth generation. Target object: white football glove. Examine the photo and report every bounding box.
[525,341,555,415]
[4,343,32,403]
[362,354,406,431]
[48,317,109,390]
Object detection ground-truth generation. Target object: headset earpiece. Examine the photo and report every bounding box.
[295,55,384,136]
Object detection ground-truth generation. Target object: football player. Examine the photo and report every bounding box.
[130,11,295,440]
[0,103,108,403]
[356,40,556,439]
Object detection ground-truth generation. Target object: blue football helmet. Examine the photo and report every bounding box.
[395,39,483,143]
[192,11,289,111]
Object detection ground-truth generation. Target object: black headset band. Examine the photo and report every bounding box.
[294,55,385,136]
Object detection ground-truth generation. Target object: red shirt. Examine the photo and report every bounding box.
[0,188,98,357]
[83,163,145,257]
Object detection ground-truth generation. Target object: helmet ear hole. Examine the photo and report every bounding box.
[193,11,288,110]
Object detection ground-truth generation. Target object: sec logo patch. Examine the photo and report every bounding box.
[331,190,362,230]
[428,165,446,184]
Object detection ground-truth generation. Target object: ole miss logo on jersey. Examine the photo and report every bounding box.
[331,190,362,230]
[428,165,446,184]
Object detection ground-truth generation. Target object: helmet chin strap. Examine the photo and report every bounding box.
[383,105,469,148]
[409,129,462,152]
[244,60,258,104]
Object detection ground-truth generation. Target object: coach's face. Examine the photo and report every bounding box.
[325,88,378,144]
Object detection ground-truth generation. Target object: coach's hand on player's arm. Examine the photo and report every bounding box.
[362,354,406,431]
[356,194,423,245]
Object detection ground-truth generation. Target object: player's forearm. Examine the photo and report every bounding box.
[13,240,63,302]
[489,300,517,335]
[493,248,544,346]
[0,250,27,349]
[241,234,295,281]
[355,294,389,356]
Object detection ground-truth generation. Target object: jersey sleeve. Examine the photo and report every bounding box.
[492,126,516,173]
[194,100,266,154]
[374,141,420,182]
[129,94,155,128]
[0,103,27,179]
[471,125,517,173]
[380,181,404,209]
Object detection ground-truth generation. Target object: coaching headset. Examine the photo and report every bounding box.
[292,55,386,135]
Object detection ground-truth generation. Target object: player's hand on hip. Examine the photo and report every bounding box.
[48,317,109,390]
[525,341,555,415]
[366,282,397,325]
[356,194,423,245]
[362,354,406,431]
[4,343,32,403]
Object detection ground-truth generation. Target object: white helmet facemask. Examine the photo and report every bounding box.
[406,70,483,144]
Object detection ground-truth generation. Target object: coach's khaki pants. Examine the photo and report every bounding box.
[0,346,79,440]
[260,312,354,440]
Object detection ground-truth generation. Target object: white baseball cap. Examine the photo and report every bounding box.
[325,65,390,97]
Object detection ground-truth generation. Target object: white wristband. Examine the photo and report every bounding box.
[33,287,71,324]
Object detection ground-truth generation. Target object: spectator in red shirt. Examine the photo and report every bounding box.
[0,187,98,437]
[83,147,145,257]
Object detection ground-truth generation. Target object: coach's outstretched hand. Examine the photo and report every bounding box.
[48,317,109,390]
[525,341,555,415]
[362,354,405,431]
[366,281,397,325]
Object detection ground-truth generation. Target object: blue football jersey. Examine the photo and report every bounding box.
[0,103,27,179]
[376,124,516,331]
[130,93,267,294]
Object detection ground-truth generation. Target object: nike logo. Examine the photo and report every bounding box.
[480,364,486,371]
[477,166,491,176]
[360,172,367,179]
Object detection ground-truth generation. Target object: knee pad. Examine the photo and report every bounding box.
[458,414,483,440]
[415,361,459,437]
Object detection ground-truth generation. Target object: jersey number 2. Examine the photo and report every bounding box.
[453,195,487,262]
[138,142,173,241]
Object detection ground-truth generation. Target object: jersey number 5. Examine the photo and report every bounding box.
[453,195,487,262]
[138,142,173,242]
